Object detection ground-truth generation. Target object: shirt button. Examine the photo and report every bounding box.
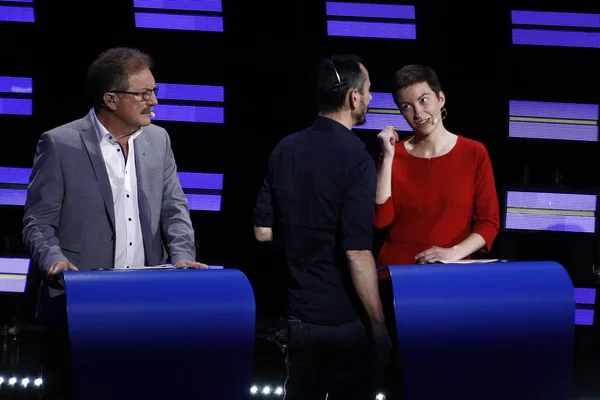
[129,242,132,246]
[117,149,120,152]
[126,194,130,198]
[128,218,132,221]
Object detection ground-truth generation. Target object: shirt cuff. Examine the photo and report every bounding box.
[253,210,272,227]
[343,235,372,251]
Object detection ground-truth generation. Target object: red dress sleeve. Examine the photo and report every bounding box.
[373,151,395,228]
[471,143,500,252]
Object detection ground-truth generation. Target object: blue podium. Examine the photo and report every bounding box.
[63,268,256,400]
[378,261,574,400]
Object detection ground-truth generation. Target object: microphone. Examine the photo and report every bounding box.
[150,112,155,118]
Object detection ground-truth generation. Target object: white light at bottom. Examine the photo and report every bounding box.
[249,384,383,398]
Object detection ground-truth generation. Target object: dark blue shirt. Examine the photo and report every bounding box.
[253,116,376,325]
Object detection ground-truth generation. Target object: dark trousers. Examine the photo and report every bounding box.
[39,295,74,400]
[283,316,375,400]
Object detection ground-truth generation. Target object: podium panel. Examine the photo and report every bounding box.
[379,261,574,400]
[64,269,256,400]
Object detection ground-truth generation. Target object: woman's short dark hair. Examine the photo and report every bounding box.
[391,64,442,104]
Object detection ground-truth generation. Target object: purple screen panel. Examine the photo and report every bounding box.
[575,309,594,326]
[134,0,222,12]
[0,76,32,94]
[0,188,220,211]
[186,194,221,211]
[0,167,224,210]
[327,21,416,40]
[507,191,596,211]
[511,10,600,29]
[505,191,596,233]
[326,2,415,19]
[178,172,223,190]
[0,188,27,206]
[0,166,31,184]
[152,104,224,123]
[0,257,29,293]
[0,167,222,189]
[0,257,29,274]
[0,98,32,115]
[356,112,412,132]
[509,121,597,142]
[370,92,398,109]
[157,83,224,102]
[0,276,26,293]
[512,29,600,49]
[575,287,596,305]
[0,5,35,22]
[510,100,598,120]
[505,213,595,233]
[135,13,223,32]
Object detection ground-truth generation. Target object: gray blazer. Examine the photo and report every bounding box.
[23,110,196,316]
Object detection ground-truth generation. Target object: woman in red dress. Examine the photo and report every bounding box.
[374,65,500,266]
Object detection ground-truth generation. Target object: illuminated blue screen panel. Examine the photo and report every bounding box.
[354,92,411,131]
[0,167,223,211]
[0,0,34,23]
[154,83,224,124]
[505,190,597,233]
[326,2,416,40]
[511,10,600,48]
[0,76,32,115]
[575,287,596,326]
[509,100,599,142]
[133,0,223,32]
[0,257,28,293]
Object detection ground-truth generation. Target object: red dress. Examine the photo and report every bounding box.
[374,135,500,266]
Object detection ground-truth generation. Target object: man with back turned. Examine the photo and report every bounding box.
[253,54,391,400]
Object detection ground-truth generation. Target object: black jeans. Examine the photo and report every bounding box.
[283,316,375,400]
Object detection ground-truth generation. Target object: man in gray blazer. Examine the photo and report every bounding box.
[22,47,207,399]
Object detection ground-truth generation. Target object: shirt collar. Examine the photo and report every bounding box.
[311,115,365,149]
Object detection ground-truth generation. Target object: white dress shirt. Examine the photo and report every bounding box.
[92,111,145,269]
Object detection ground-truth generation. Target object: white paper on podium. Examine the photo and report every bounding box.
[436,259,500,264]
[123,264,174,270]
[122,264,224,270]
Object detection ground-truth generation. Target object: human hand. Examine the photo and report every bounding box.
[174,260,210,269]
[48,261,78,276]
[377,126,399,159]
[415,246,459,263]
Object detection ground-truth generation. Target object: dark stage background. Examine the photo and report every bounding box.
[0,0,599,331]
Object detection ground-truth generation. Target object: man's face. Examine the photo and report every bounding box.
[113,68,158,130]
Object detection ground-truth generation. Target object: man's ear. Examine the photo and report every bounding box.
[348,88,359,110]
[103,93,117,110]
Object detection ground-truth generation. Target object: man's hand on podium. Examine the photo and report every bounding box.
[174,260,210,269]
[48,260,79,275]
